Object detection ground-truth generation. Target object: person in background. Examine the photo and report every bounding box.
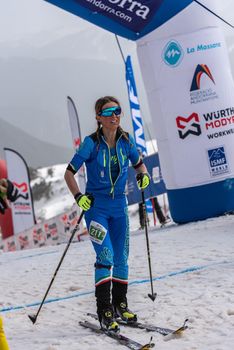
[0,178,18,215]
[151,196,171,227]
[139,196,170,229]
[65,96,150,332]
[0,178,18,350]
[136,149,170,229]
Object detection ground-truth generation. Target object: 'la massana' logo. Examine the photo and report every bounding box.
[176,113,202,139]
[162,40,184,67]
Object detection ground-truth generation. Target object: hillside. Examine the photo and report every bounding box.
[0,119,73,167]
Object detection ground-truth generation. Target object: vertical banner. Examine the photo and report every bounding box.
[67,96,86,193]
[4,148,36,234]
[125,55,147,156]
[125,55,153,212]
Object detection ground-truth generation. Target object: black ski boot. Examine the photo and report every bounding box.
[96,281,119,332]
[112,281,137,323]
[99,307,120,332]
[114,300,137,323]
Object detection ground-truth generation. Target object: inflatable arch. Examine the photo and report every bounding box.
[45,0,234,223]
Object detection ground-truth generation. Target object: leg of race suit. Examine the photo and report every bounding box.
[84,207,113,318]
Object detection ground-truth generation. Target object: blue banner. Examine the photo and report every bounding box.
[127,153,166,205]
[45,0,193,40]
[125,55,147,157]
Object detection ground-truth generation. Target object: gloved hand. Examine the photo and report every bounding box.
[0,179,7,196]
[74,193,94,211]
[6,179,19,202]
[136,173,150,190]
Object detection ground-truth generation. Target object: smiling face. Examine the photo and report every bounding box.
[96,101,121,132]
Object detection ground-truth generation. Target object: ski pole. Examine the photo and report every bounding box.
[28,210,85,324]
[141,190,157,302]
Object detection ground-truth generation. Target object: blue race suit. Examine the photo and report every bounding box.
[68,129,140,287]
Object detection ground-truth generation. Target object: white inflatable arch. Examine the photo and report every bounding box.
[45,0,234,223]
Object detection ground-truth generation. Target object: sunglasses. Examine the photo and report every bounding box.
[98,106,122,117]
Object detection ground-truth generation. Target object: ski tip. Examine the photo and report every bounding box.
[140,345,155,350]
[28,314,37,324]
[163,320,188,341]
[140,339,155,349]
[148,293,157,302]
[140,336,155,349]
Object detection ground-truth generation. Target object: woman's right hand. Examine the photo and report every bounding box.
[75,193,94,211]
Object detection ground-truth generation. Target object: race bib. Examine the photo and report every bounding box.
[89,220,107,245]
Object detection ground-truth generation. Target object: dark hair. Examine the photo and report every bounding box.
[94,96,128,142]
[95,96,120,115]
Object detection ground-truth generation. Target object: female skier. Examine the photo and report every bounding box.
[64,96,150,331]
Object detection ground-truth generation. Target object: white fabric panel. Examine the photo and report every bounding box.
[4,149,35,234]
[137,26,234,189]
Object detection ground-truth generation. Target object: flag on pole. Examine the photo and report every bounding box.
[67,96,86,194]
[125,55,147,157]
[4,148,36,234]
[125,55,153,212]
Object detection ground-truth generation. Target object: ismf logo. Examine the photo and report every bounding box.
[190,64,215,91]
[208,146,229,177]
[13,182,29,200]
[176,113,202,139]
[162,40,184,67]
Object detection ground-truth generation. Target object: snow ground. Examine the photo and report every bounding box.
[1,214,234,350]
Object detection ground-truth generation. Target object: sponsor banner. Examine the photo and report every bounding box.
[58,204,84,242]
[67,96,86,194]
[32,225,47,248]
[137,27,234,189]
[125,55,147,156]
[17,231,33,250]
[4,148,36,234]
[45,0,193,40]
[3,236,17,252]
[44,219,59,244]
[146,199,153,213]
[0,205,86,252]
[125,56,165,210]
[127,153,166,205]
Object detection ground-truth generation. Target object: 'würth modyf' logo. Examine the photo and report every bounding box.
[162,40,184,67]
[14,182,29,200]
[176,113,202,139]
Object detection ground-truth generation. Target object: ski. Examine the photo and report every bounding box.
[79,320,155,350]
[163,319,189,341]
[87,312,188,336]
